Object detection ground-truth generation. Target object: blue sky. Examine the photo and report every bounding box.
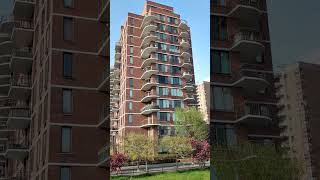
[110,0,210,84]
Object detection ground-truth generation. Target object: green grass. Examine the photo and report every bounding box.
[111,169,210,180]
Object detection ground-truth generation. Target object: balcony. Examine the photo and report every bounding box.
[141,44,157,59]
[9,74,31,99]
[140,117,160,128]
[235,102,275,128]
[12,19,34,47]
[141,33,157,49]
[0,99,11,110]
[184,94,195,102]
[180,40,190,50]
[179,31,189,39]
[141,23,157,39]
[97,68,109,92]
[182,59,192,69]
[229,0,263,23]
[112,85,120,93]
[98,0,110,23]
[141,66,158,80]
[231,30,264,58]
[13,0,35,19]
[179,20,188,31]
[98,104,109,129]
[114,59,121,68]
[0,122,14,138]
[97,145,109,167]
[141,14,157,29]
[141,78,158,91]
[115,42,121,52]
[233,68,271,92]
[0,59,10,76]
[98,29,110,57]
[181,51,191,60]
[111,94,119,102]
[7,108,31,129]
[141,90,158,103]
[141,54,157,69]
[11,47,33,73]
[141,103,160,115]
[5,143,29,160]
[183,83,194,91]
[182,72,192,80]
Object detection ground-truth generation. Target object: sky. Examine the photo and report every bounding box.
[110,0,210,84]
[267,0,320,71]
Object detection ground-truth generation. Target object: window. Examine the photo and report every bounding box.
[169,45,179,53]
[157,99,170,108]
[172,100,183,108]
[156,53,167,62]
[171,88,183,97]
[157,64,168,73]
[158,75,169,84]
[63,0,73,8]
[129,18,134,25]
[63,52,73,78]
[169,35,178,43]
[129,56,133,64]
[129,68,133,75]
[157,112,171,121]
[157,23,165,31]
[169,55,179,64]
[63,89,72,113]
[167,26,177,34]
[213,87,233,111]
[60,167,71,180]
[129,78,133,87]
[213,16,227,41]
[213,0,226,6]
[129,47,133,55]
[129,89,133,98]
[128,36,133,43]
[128,115,133,123]
[156,42,167,51]
[63,17,73,41]
[61,127,71,153]
[128,102,133,110]
[155,32,167,40]
[129,27,134,34]
[170,77,181,85]
[214,124,236,146]
[157,87,169,96]
[170,66,181,74]
[167,17,176,24]
[212,50,230,74]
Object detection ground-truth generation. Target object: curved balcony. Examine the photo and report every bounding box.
[112,85,120,93]
[11,47,33,74]
[141,44,157,59]
[141,15,157,29]
[141,55,157,69]
[5,143,29,160]
[179,20,188,31]
[114,59,121,68]
[179,31,189,39]
[9,74,31,99]
[13,0,35,19]
[181,51,191,60]
[235,102,275,128]
[140,117,160,128]
[182,72,192,80]
[0,122,14,138]
[233,68,271,92]
[229,0,263,24]
[141,34,157,49]
[141,90,158,103]
[183,83,194,91]
[12,19,34,47]
[97,145,109,167]
[141,103,160,115]
[141,66,158,80]
[0,41,13,55]
[182,59,192,69]
[184,94,195,102]
[115,52,121,60]
[141,78,158,91]
[231,30,264,58]
[115,42,121,52]
[7,108,31,129]
[141,24,157,39]
[180,40,190,50]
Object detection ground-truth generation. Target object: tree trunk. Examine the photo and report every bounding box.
[145,161,148,173]
[137,160,140,172]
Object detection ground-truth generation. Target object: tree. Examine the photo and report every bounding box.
[123,133,155,171]
[174,107,208,140]
[190,139,210,167]
[160,135,192,169]
[110,153,126,174]
[211,143,303,180]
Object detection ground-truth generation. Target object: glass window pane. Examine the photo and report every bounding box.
[63,90,72,113]
[213,87,224,110]
[63,17,73,41]
[61,128,71,153]
[64,0,73,7]
[63,53,73,78]
[60,167,70,180]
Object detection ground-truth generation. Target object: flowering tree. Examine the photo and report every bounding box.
[191,139,210,167]
[110,153,126,174]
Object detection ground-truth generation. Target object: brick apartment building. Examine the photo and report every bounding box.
[275,61,320,180]
[196,81,210,124]
[0,0,109,179]
[111,1,197,150]
[211,0,279,146]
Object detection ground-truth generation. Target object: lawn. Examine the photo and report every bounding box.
[111,169,210,180]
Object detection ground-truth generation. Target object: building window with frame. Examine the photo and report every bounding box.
[128,102,133,110]
[129,46,133,55]
[61,127,71,153]
[212,50,230,74]
[214,124,237,146]
[129,67,133,75]
[129,56,133,64]
[213,16,227,41]
[129,89,133,98]
[60,167,71,180]
[213,86,233,111]
[63,0,73,8]
[128,115,133,123]
[129,78,133,88]
[63,17,74,41]
[63,89,73,113]
[63,52,73,78]
[213,0,226,6]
